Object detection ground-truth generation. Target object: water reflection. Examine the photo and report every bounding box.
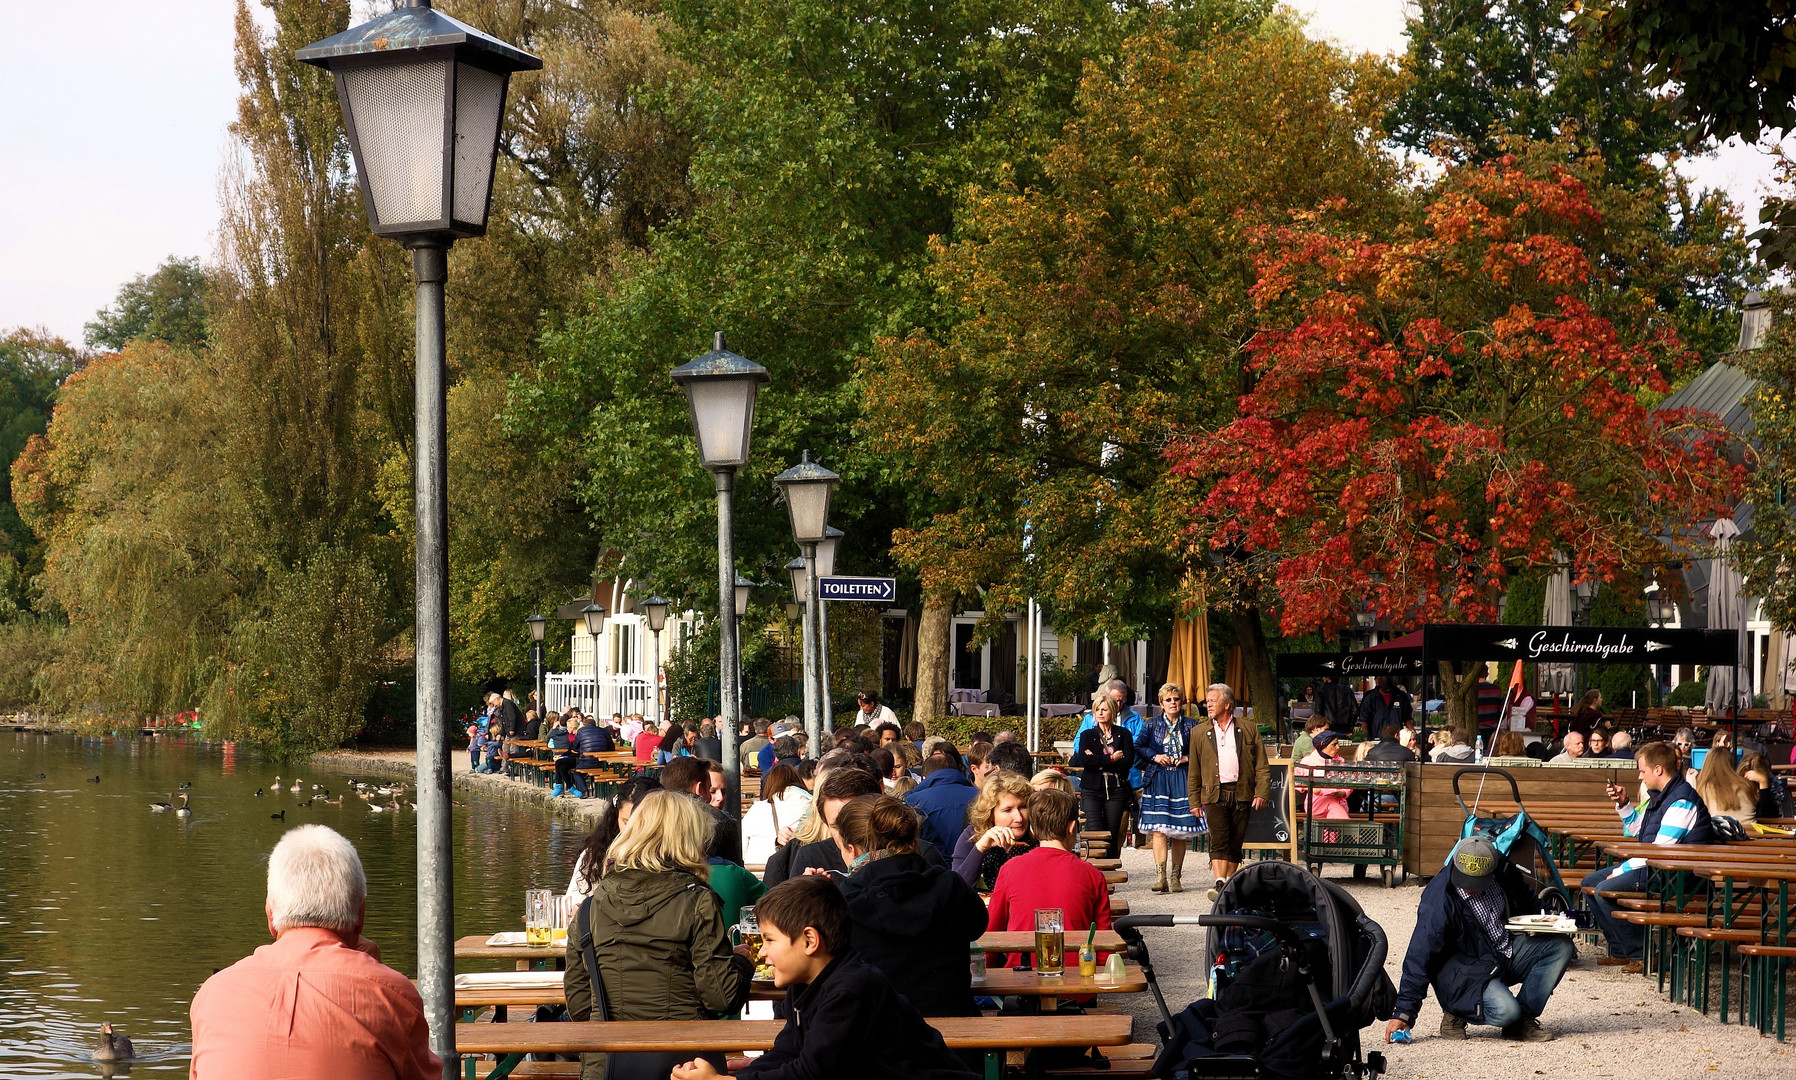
[0,730,583,1078]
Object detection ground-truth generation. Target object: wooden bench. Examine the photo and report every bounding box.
[456,1014,1133,1080]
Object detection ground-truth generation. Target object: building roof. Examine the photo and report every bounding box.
[1658,359,1757,440]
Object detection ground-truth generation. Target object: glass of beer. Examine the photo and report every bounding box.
[732,912,763,965]
[1034,908,1065,977]
[525,889,554,947]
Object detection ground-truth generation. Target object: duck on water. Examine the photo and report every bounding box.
[92,1022,134,1061]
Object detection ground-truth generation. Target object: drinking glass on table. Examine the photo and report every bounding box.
[525,888,554,947]
[731,912,764,965]
[1035,908,1065,977]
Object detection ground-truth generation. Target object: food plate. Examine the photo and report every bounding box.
[454,970,564,990]
[1504,915,1578,935]
[484,930,567,946]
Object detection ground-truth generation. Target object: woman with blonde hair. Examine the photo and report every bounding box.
[1135,682,1203,893]
[1694,746,1759,829]
[1031,768,1074,793]
[951,771,1036,890]
[1492,730,1527,758]
[564,791,751,1080]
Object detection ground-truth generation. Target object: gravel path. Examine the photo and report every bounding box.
[1106,844,1796,1079]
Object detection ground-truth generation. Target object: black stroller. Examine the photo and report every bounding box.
[1116,861,1396,1080]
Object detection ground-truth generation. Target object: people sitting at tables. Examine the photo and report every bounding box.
[1580,741,1713,971]
[671,876,977,1080]
[1292,715,1330,762]
[1069,694,1135,859]
[743,763,813,866]
[835,794,987,1017]
[985,739,1036,779]
[741,717,773,764]
[1431,727,1476,764]
[1031,768,1074,793]
[574,709,615,764]
[634,718,667,763]
[1672,726,1698,777]
[478,719,505,773]
[546,713,580,797]
[620,712,645,745]
[659,757,744,865]
[1587,730,1608,758]
[906,744,978,855]
[903,719,928,746]
[1607,730,1635,759]
[1365,723,1417,764]
[952,771,1036,891]
[693,720,723,762]
[568,775,664,901]
[763,766,884,886]
[1296,730,1352,819]
[1694,745,1759,829]
[190,826,440,1080]
[762,760,849,887]
[1385,837,1573,1045]
[872,721,903,748]
[1546,731,1586,764]
[567,791,754,1080]
[1490,730,1527,758]
[985,788,1113,966]
[1739,749,1785,821]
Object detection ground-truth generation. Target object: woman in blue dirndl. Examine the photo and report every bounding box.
[1136,682,1203,893]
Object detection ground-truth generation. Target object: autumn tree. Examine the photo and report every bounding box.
[0,330,83,618]
[861,24,1405,715]
[1171,158,1741,729]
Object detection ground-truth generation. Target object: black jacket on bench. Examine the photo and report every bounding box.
[738,953,975,1080]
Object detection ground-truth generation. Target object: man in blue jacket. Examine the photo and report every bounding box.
[1579,740,1711,970]
[1386,837,1573,1044]
[905,753,978,856]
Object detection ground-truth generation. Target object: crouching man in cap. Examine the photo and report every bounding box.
[1385,837,1575,1043]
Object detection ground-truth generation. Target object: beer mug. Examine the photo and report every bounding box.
[525,889,554,947]
[1034,908,1065,977]
[730,912,764,966]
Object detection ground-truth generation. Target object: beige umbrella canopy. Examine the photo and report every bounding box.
[1539,555,1575,698]
[1167,591,1212,702]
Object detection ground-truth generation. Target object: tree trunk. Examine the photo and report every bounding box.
[1438,660,1483,742]
[1229,605,1282,742]
[913,597,953,723]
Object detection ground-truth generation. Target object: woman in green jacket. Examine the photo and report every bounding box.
[564,790,754,1079]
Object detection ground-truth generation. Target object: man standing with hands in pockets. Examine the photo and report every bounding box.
[1188,683,1271,901]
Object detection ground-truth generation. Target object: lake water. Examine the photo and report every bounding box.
[0,729,586,1078]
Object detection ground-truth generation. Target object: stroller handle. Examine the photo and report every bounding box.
[1452,766,1522,816]
[1113,914,1204,932]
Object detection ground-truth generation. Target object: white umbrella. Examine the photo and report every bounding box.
[1704,518,1750,713]
[1539,555,1575,698]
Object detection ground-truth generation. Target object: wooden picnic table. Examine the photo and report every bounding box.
[456,1014,1133,1080]
[455,929,1128,964]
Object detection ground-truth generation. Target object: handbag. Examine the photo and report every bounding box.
[575,896,726,1080]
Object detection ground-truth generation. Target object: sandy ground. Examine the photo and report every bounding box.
[1107,844,1796,1079]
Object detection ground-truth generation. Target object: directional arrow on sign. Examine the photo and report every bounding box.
[819,576,897,602]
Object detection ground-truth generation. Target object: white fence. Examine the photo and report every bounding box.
[546,673,654,718]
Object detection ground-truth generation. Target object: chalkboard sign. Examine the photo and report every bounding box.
[1241,759,1296,860]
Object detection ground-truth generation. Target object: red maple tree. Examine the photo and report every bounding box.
[1168,159,1741,716]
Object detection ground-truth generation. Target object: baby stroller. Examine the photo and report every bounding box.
[1116,861,1396,1080]
[1452,767,1574,912]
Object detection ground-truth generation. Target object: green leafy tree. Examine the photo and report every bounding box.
[1388,0,1682,177]
[83,257,212,352]
[0,329,82,616]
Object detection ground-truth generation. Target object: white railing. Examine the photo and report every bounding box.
[546,673,653,718]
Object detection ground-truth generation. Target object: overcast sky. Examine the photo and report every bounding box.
[0,1,1786,345]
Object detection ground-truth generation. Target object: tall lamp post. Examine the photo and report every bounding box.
[735,575,754,733]
[816,526,843,725]
[582,603,607,716]
[642,596,670,732]
[526,613,546,718]
[787,556,816,728]
[773,451,839,751]
[297,7,539,1075]
[672,334,769,820]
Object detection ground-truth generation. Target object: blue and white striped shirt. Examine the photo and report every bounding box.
[1604,798,1703,879]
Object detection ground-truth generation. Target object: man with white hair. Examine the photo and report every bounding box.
[1189,683,1271,901]
[190,825,438,1079]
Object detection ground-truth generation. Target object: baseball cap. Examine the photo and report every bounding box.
[1448,837,1500,892]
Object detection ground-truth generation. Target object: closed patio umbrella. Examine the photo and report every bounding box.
[1705,518,1750,714]
[1167,590,1212,702]
[1539,555,1575,701]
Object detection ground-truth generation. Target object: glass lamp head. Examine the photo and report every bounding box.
[581,603,608,637]
[771,450,839,544]
[670,333,770,470]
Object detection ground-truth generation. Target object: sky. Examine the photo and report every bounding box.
[0,1,1788,345]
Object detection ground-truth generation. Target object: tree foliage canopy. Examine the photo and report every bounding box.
[83,257,211,352]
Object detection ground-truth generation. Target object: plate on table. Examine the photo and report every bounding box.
[454,971,565,990]
[1504,915,1578,935]
[484,930,566,946]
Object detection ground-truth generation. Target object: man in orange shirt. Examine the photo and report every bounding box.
[190,825,440,1080]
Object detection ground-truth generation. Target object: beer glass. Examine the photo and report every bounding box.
[525,889,554,947]
[1034,908,1065,977]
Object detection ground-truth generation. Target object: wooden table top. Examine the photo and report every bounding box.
[455,1014,1132,1055]
[455,930,1129,961]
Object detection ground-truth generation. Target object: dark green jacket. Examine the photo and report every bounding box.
[564,867,753,1077]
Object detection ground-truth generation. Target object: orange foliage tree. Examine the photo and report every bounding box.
[1170,159,1742,725]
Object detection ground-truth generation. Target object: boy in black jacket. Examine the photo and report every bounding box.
[672,876,975,1080]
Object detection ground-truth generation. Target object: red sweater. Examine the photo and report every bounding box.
[985,846,1112,966]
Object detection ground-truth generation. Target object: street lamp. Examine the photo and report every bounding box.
[582,603,607,716]
[297,7,539,1074]
[815,526,843,725]
[672,333,768,820]
[526,613,546,723]
[788,556,816,727]
[773,451,840,749]
[642,595,670,733]
[734,575,754,732]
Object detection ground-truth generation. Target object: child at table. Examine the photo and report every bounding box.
[983,788,1112,967]
[670,876,975,1080]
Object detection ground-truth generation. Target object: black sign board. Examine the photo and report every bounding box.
[1241,760,1295,856]
[818,576,897,603]
[1274,651,1426,679]
[1418,624,1737,667]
